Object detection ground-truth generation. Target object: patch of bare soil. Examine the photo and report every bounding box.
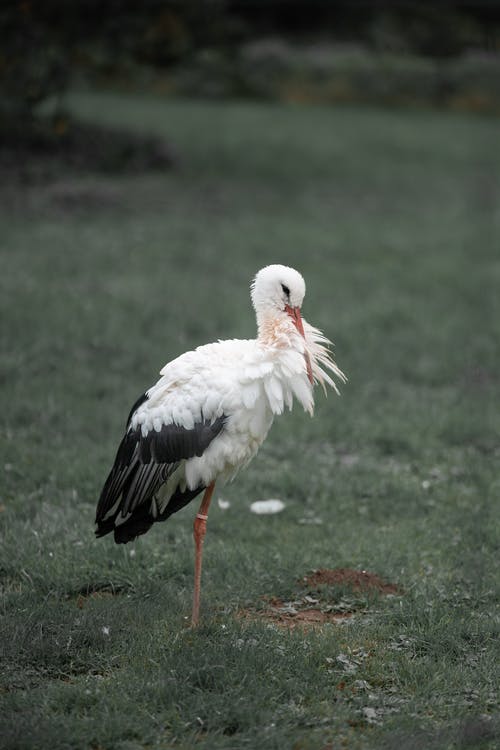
[238,568,402,630]
[239,597,354,629]
[300,567,402,595]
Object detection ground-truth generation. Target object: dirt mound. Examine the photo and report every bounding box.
[237,568,402,630]
[300,568,402,595]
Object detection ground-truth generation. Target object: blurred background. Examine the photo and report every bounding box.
[2,0,500,165]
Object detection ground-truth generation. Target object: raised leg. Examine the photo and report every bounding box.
[191,481,216,627]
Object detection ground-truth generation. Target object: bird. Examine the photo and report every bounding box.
[95,264,346,625]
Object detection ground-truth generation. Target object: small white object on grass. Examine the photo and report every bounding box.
[362,707,379,724]
[250,499,285,515]
[217,498,231,510]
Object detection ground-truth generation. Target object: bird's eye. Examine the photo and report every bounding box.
[281,283,290,297]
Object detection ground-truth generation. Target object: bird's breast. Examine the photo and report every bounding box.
[184,385,274,488]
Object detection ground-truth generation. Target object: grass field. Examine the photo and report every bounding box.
[1,92,499,749]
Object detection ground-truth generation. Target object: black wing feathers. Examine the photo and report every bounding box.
[95,409,226,544]
[139,419,225,464]
[111,483,206,544]
[126,392,149,428]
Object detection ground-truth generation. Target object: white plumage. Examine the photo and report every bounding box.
[95,264,346,624]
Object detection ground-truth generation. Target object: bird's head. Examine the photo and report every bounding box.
[251,264,313,383]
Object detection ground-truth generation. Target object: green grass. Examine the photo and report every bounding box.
[1,92,499,749]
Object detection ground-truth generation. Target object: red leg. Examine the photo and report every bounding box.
[191,482,215,627]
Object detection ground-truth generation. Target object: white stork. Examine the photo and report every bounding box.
[95,264,346,625]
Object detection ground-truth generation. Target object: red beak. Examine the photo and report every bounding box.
[285,304,314,385]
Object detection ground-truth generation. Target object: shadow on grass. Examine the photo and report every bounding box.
[0,116,176,184]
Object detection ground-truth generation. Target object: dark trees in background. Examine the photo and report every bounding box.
[227,1,500,56]
[1,1,499,135]
[0,0,228,128]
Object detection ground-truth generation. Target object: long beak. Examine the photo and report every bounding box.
[285,304,314,385]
